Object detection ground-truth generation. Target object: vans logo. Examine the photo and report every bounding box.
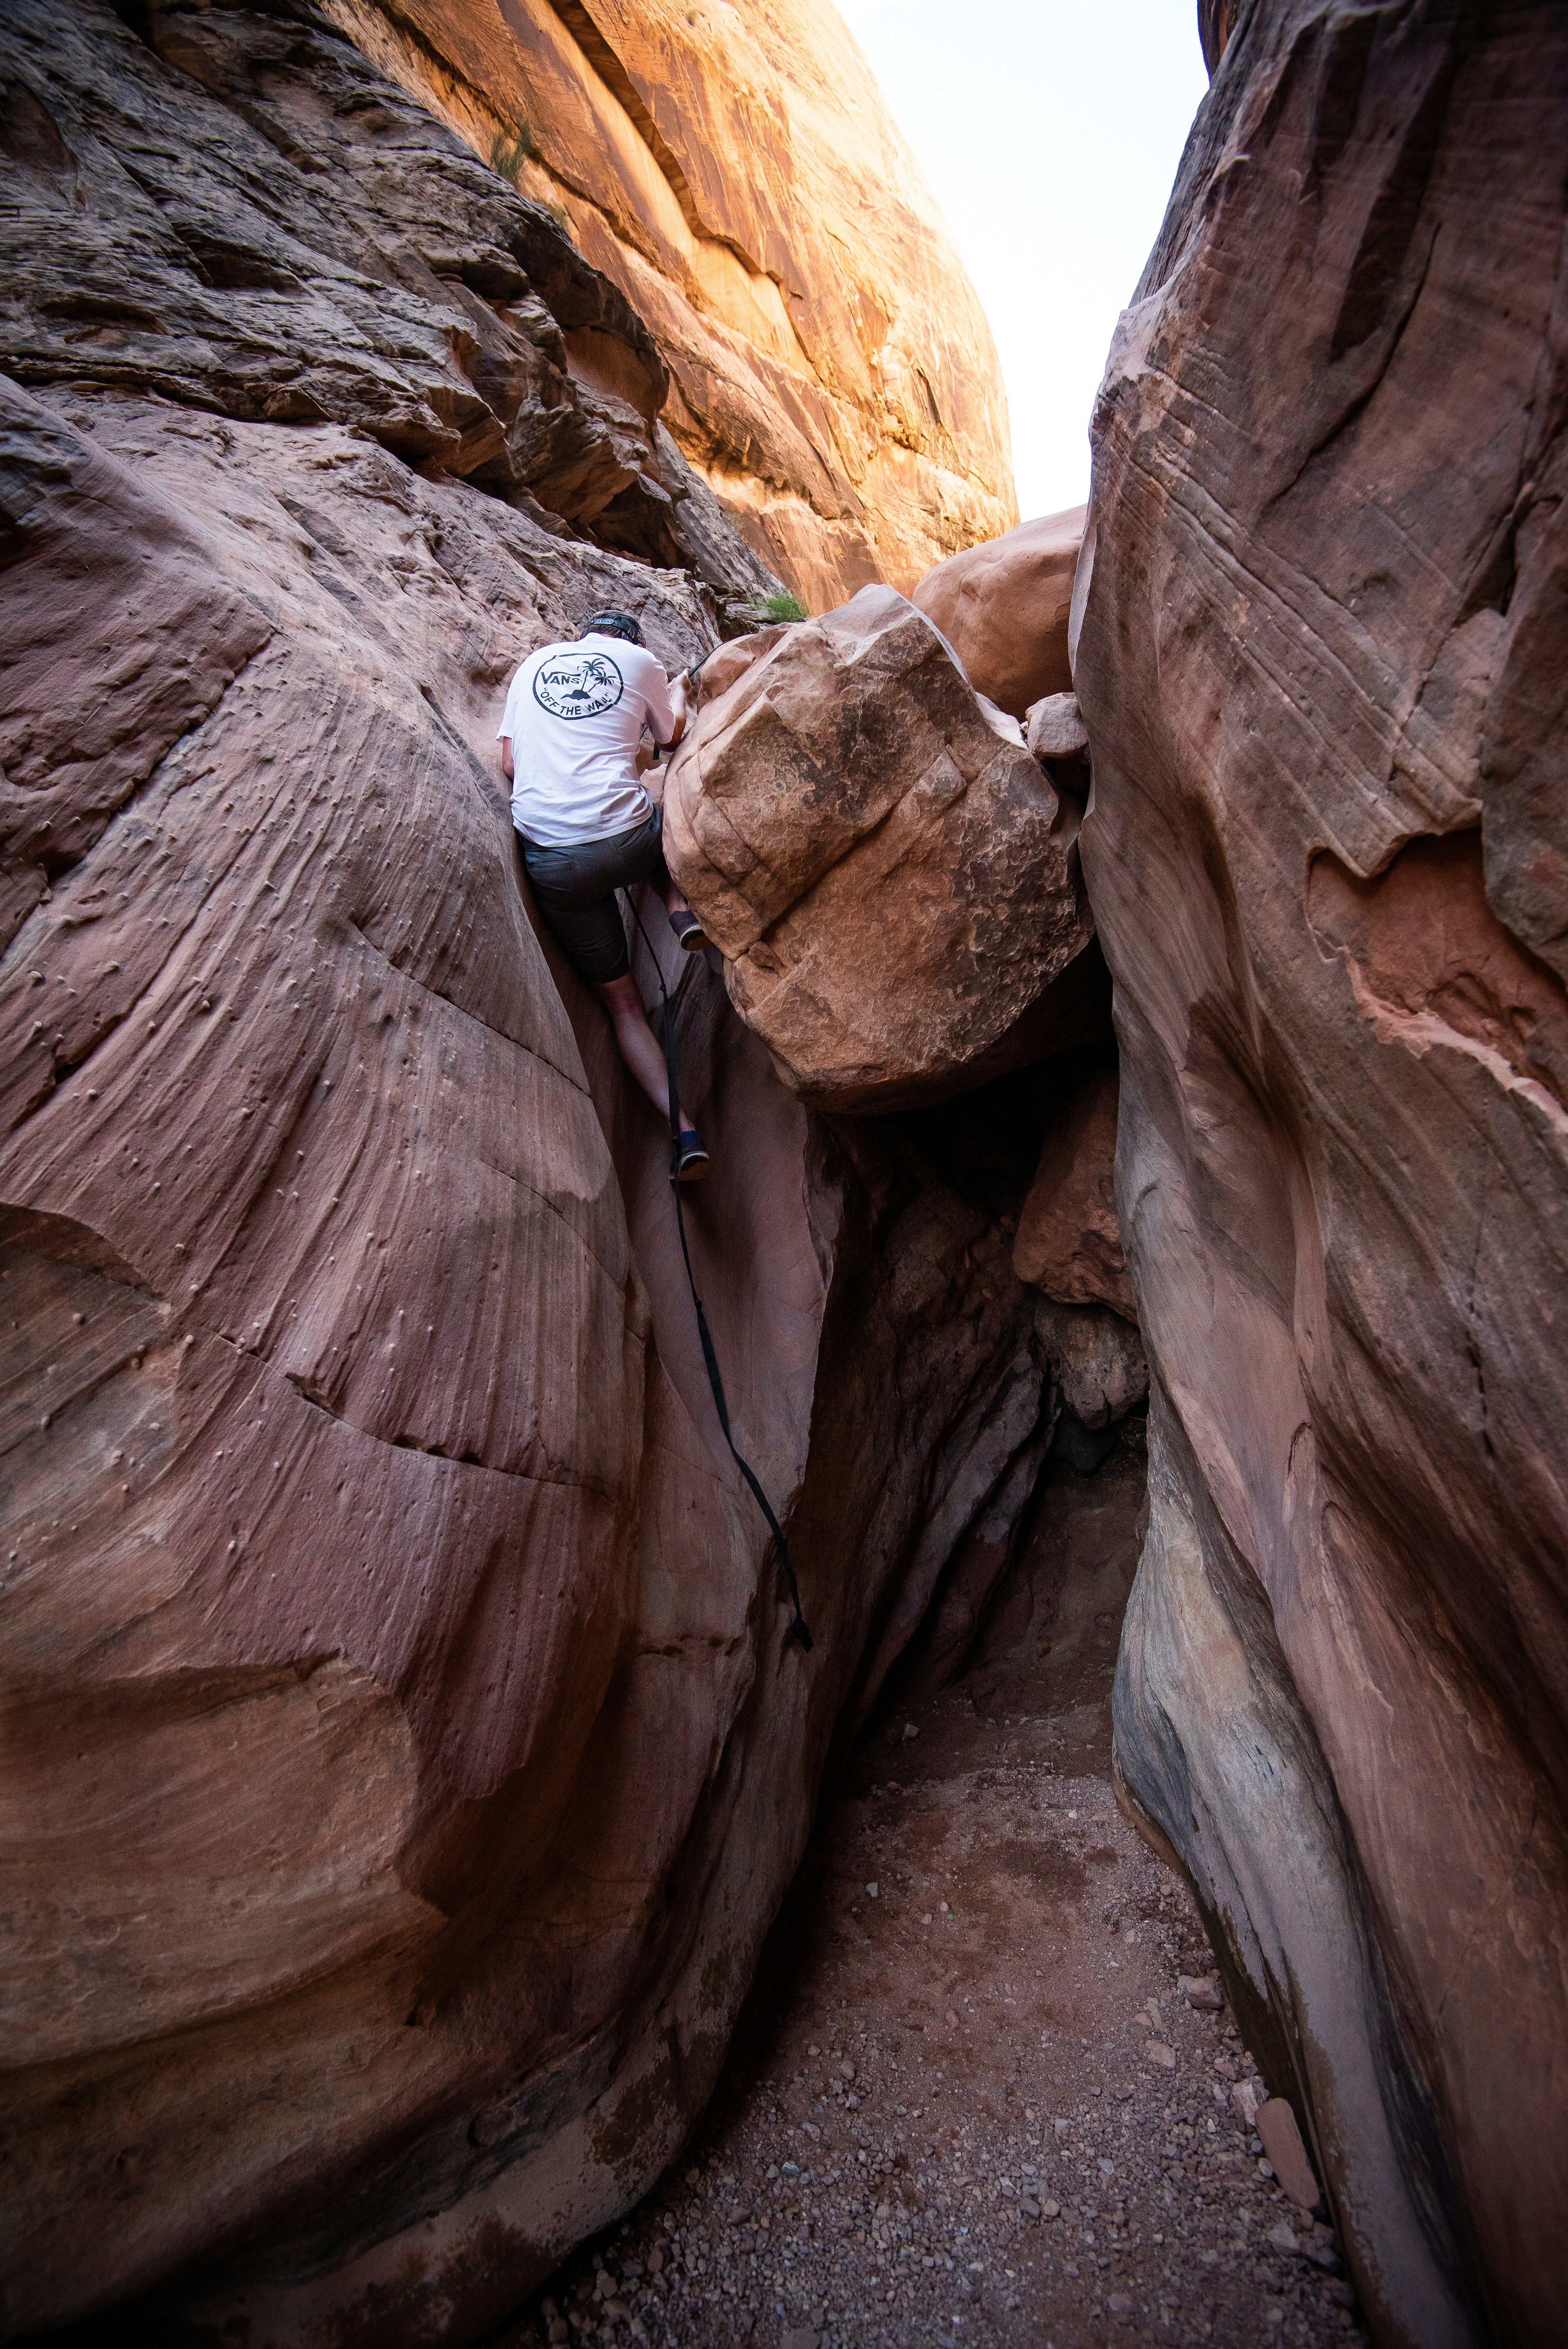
[533,652,624,720]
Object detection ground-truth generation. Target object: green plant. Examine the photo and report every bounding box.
[490,119,536,182]
[761,590,808,622]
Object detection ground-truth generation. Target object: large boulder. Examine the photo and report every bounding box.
[911,505,1085,718]
[0,12,1055,2340]
[314,0,1018,610]
[1077,4,1568,2341]
[662,588,1098,1111]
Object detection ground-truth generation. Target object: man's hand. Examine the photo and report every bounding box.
[666,670,689,747]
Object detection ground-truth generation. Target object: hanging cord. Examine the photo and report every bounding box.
[626,890,814,1652]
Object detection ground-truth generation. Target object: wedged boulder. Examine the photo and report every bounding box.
[662,587,1096,1112]
[1014,1065,1135,1318]
[1026,691,1090,761]
[1078,4,1568,2340]
[911,506,1085,718]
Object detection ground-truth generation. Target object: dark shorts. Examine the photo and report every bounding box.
[520,807,668,984]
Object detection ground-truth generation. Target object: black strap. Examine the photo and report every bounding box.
[626,892,814,1652]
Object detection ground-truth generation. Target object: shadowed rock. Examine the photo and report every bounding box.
[0,0,784,622]
[1033,1297,1148,1435]
[1078,4,1568,2340]
[1014,1065,1134,1318]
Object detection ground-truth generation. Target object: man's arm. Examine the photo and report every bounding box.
[640,654,686,756]
[500,736,514,782]
[651,670,689,752]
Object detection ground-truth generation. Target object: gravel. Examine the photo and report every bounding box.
[490,1431,1369,2349]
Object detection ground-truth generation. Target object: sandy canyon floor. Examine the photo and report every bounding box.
[497,1425,1365,2349]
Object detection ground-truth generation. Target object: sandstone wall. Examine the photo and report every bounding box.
[0,0,794,631]
[0,8,1046,2338]
[1076,5,1568,2342]
[317,0,1019,611]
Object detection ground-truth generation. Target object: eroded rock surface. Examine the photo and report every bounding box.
[0,397,1045,2349]
[1078,6,1568,2343]
[0,0,783,625]
[663,590,1096,1112]
[0,10,1054,2342]
[315,0,1018,610]
[912,506,1084,719]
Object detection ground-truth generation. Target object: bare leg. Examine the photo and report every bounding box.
[597,973,693,1126]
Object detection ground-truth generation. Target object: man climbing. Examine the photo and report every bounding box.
[499,609,713,1182]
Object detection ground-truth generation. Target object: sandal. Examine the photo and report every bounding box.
[669,910,709,953]
[672,1128,711,1184]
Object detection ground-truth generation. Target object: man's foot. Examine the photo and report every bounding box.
[672,1128,711,1184]
[669,910,709,953]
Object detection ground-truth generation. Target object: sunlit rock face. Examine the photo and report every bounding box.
[911,506,1085,720]
[1076,4,1568,2340]
[662,589,1099,1113]
[0,10,1053,2341]
[315,0,1019,613]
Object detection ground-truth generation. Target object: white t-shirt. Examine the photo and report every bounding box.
[497,633,679,847]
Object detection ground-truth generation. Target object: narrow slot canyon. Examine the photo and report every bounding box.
[499,1052,1351,2349]
[508,1417,1342,2349]
[2,3,1566,2348]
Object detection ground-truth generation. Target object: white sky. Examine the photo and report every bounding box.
[832,0,1210,520]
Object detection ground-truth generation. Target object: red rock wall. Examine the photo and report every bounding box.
[0,9,1050,2338]
[0,0,785,627]
[1076,5,1568,2342]
[317,0,1019,611]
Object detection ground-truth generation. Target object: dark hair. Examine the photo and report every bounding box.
[581,610,642,645]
